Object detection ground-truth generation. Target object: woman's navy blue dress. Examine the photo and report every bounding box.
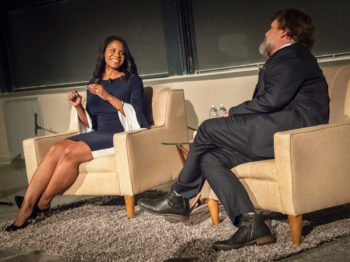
[68,74,149,151]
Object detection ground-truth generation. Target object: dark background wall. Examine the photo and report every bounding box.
[2,0,172,91]
[192,0,350,71]
[1,0,349,92]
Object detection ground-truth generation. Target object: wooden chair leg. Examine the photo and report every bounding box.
[288,215,302,245]
[208,199,219,225]
[124,196,135,219]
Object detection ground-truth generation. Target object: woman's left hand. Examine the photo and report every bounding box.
[87,84,109,100]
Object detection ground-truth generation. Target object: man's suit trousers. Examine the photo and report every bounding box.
[172,116,269,225]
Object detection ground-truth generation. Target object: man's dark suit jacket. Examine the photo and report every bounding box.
[228,43,329,158]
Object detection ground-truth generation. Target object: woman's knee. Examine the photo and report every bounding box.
[59,142,92,164]
[60,145,78,162]
[47,140,69,158]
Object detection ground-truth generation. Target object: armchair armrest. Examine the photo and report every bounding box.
[113,126,187,195]
[274,121,350,215]
[23,131,79,182]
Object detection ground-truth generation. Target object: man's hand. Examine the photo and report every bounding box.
[223,112,229,117]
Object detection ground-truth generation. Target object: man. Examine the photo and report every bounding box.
[138,9,329,250]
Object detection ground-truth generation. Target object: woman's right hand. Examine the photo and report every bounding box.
[67,90,82,107]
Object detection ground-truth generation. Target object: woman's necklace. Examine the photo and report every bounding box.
[105,70,123,80]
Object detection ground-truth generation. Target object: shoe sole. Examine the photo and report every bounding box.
[164,214,189,222]
[213,235,275,251]
[139,205,190,222]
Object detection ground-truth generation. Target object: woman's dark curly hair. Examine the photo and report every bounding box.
[92,35,138,83]
[272,9,315,50]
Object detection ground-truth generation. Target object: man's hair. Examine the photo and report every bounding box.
[272,9,315,49]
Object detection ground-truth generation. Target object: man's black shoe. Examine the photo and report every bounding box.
[213,213,275,250]
[138,188,191,221]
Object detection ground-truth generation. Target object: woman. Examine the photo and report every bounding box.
[5,36,149,231]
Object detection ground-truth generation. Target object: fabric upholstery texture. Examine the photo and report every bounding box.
[328,66,350,123]
[23,86,188,199]
[201,64,350,218]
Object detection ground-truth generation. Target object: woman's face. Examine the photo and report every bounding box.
[104,40,125,70]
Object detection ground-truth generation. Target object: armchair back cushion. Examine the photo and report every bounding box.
[328,65,350,123]
[143,86,169,126]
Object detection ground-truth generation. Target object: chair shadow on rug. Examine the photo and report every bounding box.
[258,203,350,240]
[301,203,350,237]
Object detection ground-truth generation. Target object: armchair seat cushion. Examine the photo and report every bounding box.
[204,159,281,212]
[64,171,120,195]
[232,159,281,212]
[78,154,116,173]
[232,159,276,181]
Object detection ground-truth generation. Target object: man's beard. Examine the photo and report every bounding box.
[259,37,273,58]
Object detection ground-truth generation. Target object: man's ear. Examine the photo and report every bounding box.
[280,30,288,39]
[280,30,295,42]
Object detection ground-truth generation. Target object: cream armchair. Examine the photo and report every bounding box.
[202,64,350,245]
[23,86,188,219]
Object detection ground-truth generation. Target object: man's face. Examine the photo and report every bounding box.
[259,19,285,58]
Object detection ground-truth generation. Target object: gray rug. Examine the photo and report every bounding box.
[1,192,350,262]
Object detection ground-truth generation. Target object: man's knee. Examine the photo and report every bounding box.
[200,151,220,179]
[195,119,216,142]
[200,149,236,179]
[198,118,214,133]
